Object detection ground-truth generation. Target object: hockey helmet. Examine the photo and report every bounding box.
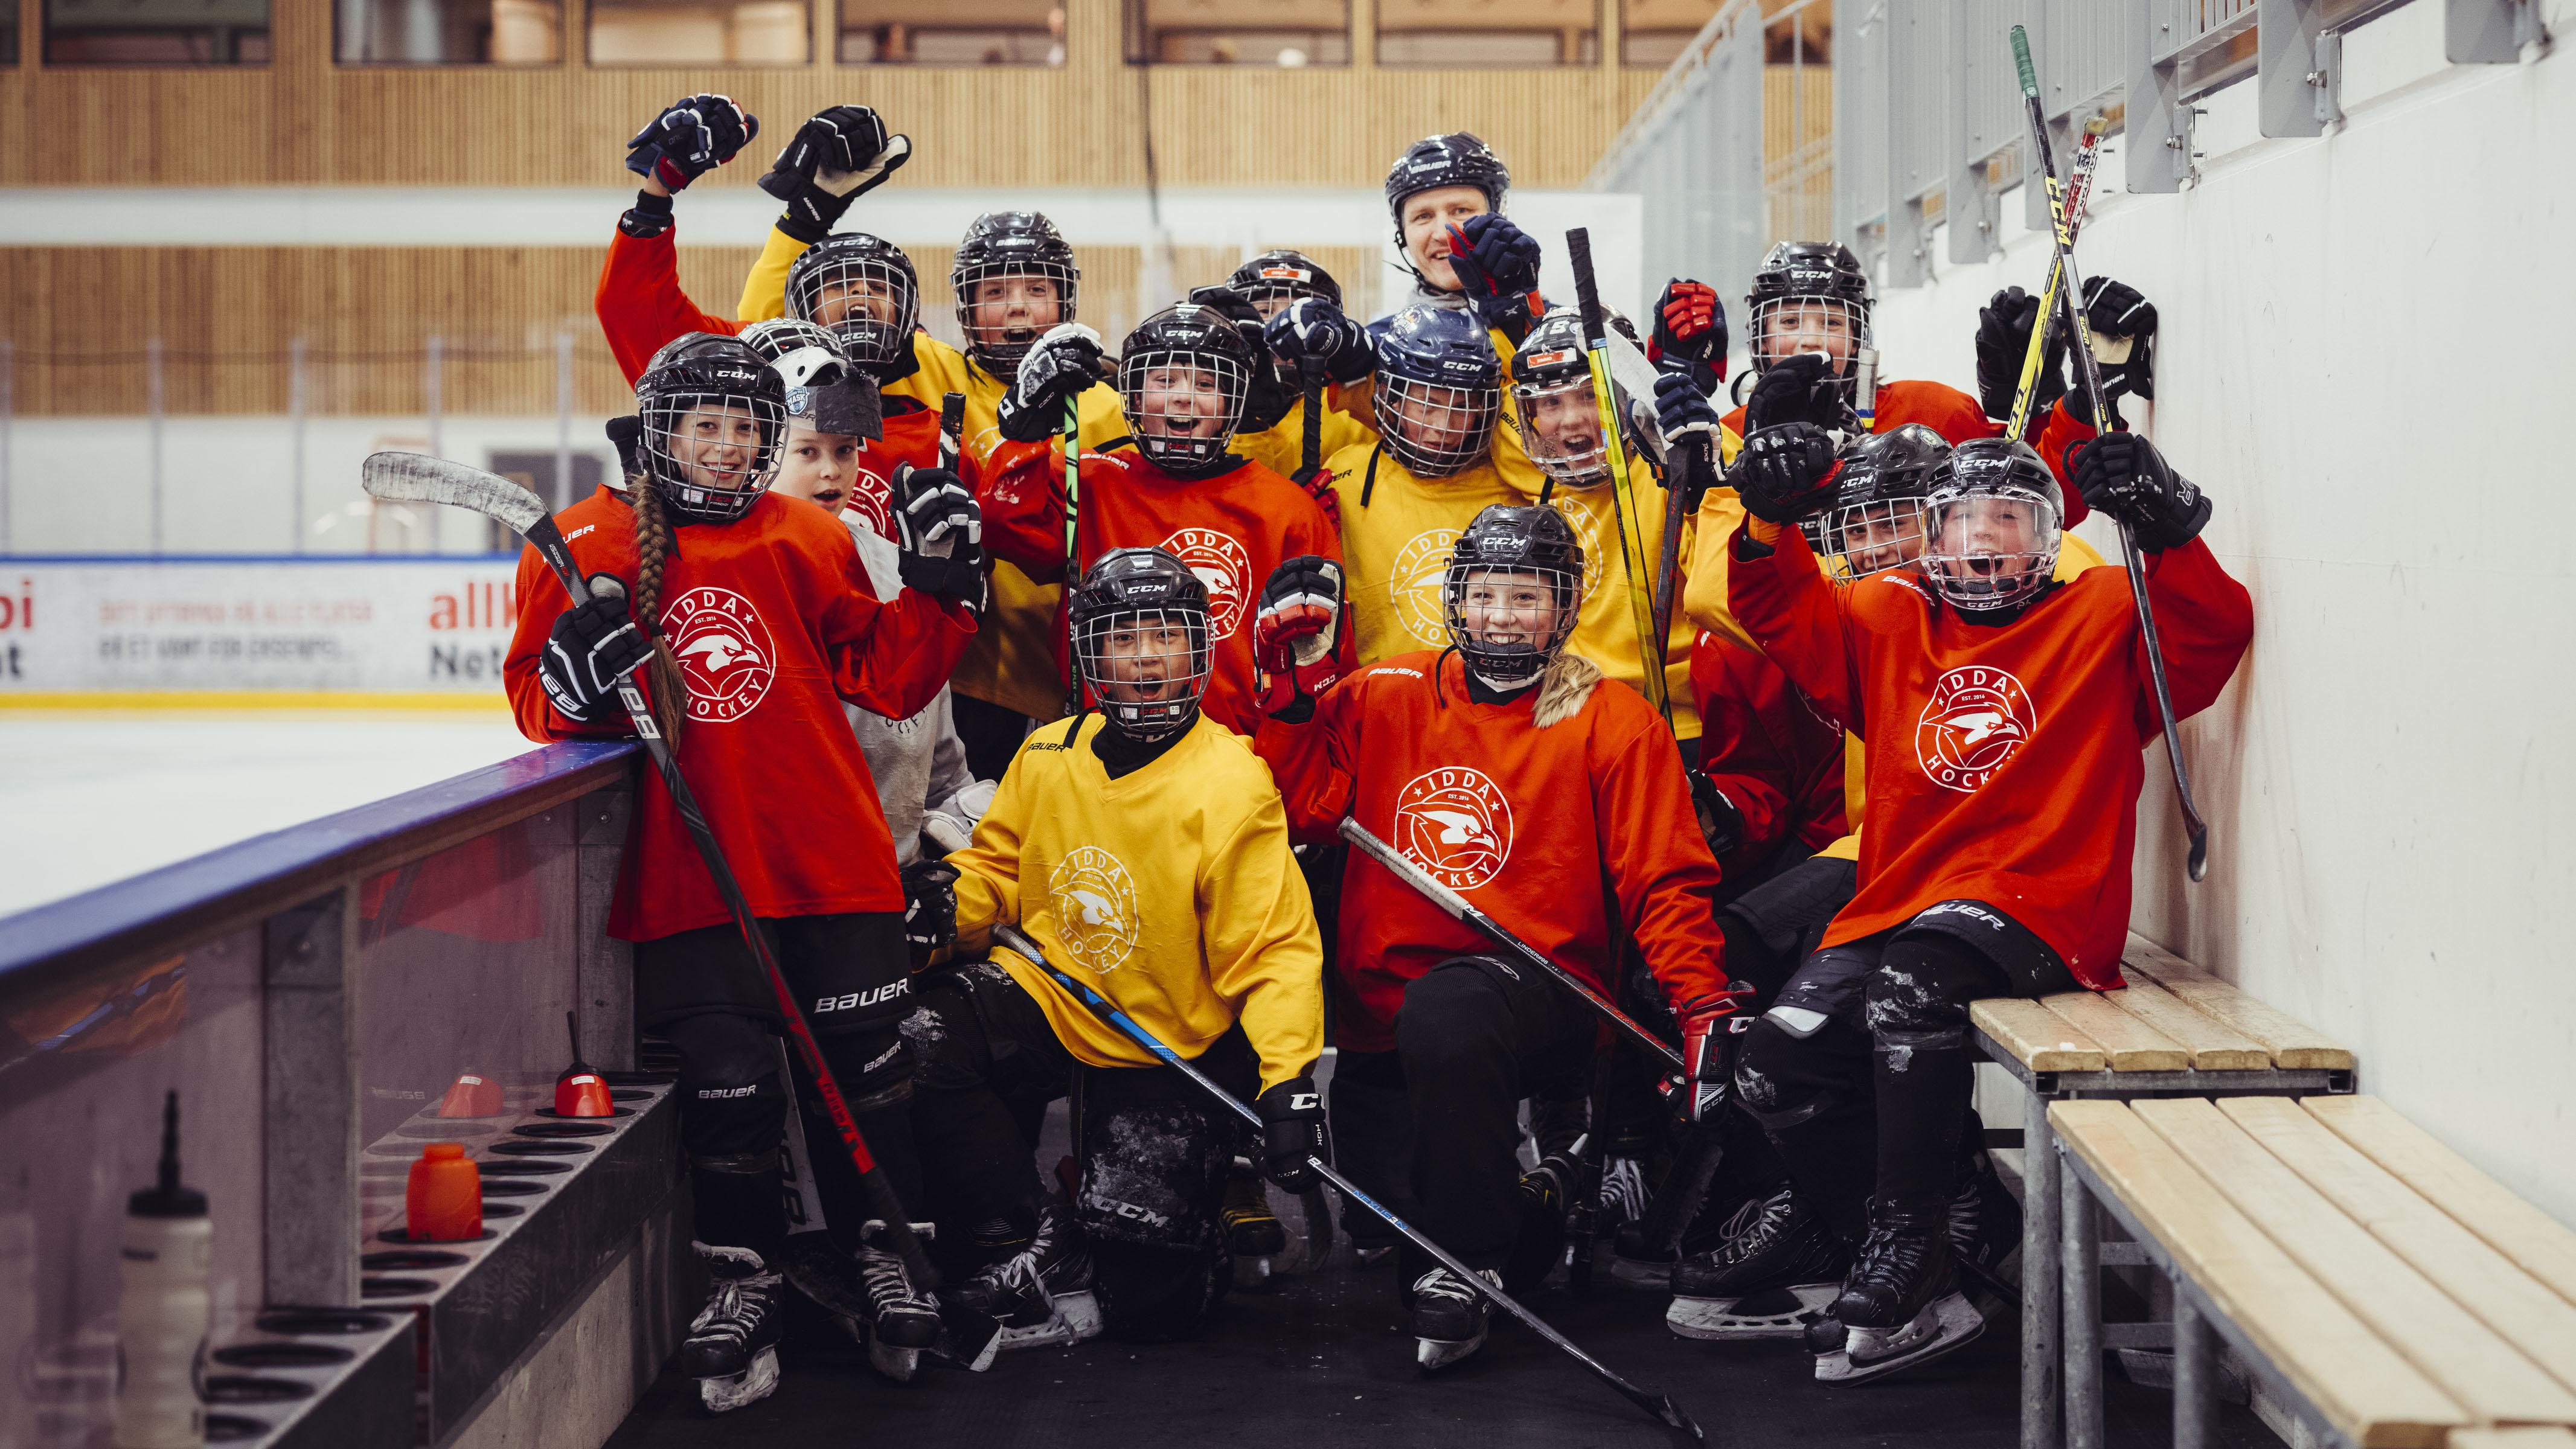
[1371,305,1502,479]
[783,233,921,377]
[634,333,789,524]
[737,319,884,441]
[950,211,1080,374]
[1117,303,1256,479]
[1386,133,1510,223]
[1804,423,1947,580]
[1920,437,2063,612]
[1509,308,1609,487]
[1745,241,1875,403]
[1444,505,1584,685]
[1226,249,1343,316]
[1067,547,1213,743]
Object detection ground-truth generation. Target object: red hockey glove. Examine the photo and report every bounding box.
[1253,555,1344,719]
[1671,982,1758,1122]
[1648,278,1726,392]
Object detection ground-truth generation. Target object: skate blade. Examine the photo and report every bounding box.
[696,1346,780,1413]
[1815,1294,1983,1385]
[1609,1254,1676,1293]
[1354,1246,1396,1267]
[1416,1323,1489,1372]
[1232,1254,1277,1293]
[1667,1283,1839,1342]
[988,1289,1106,1353]
[867,1337,921,1383]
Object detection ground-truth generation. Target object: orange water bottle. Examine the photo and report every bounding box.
[406,1144,482,1242]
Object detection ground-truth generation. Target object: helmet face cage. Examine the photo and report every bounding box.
[1749,295,1874,397]
[1805,498,1930,581]
[738,317,839,363]
[950,254,1080,374]
[1443,562,1581,683]
[1374,374,1501,478]
[1074,603,1213,742]
[641,388,788,524]
[1922,488,2060,609]
[1509,371,1608,486]
[787,247,919,374]
[1118,344,1249,476]
[1229,254,1339,318]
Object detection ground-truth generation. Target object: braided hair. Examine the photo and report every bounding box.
[625,471,691,752]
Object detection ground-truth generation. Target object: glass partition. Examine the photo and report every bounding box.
[45,0,271,64]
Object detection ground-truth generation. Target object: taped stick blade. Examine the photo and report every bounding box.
[1650,1394,1706,1443]
[362,452,550,535]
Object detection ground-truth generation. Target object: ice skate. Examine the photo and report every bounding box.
[1612,1185,1760,1293]
[1667,1184,1849,1341]
[1947,1146,2022,1307]
[680,1243,784,1413]
[1411,1265,1502,1370]
[1222,1163,1286,1288]
[850,1220,944,1380]
[1815,1196,1984,1384]
[1501,1152,1575,1291]
[943,1203,1103,1352]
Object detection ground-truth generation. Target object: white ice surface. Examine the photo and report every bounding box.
[0,711,537,919]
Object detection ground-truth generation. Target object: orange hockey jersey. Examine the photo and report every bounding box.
[1688,628,1848,875]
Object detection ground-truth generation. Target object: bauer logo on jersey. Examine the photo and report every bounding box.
[1915,666,2037,793]
[1047,846,1140,973]
[1391,767,1516,891]
[666,587,777,723]
[1392,528,1463,647]
[1161,527,1252,640]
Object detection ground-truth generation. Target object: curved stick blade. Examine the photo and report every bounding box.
[361,452,549,536]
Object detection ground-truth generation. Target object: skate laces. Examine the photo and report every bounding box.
[1412,1266,1495,1305]
[691,1270,781,1339]
[1850,1200,1944,1291]
[1720,1188,1801,1268]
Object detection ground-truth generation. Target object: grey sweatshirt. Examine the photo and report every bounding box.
[845,522,993,865]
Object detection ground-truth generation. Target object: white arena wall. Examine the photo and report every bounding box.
[1868,1,2576,1223]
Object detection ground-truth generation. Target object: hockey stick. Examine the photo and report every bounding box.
[1292,369,1326,489]
[990,923,1703,1443]
[2010,26,2212,881]
[1061,395,1085,713]
[2000,118,2106,443]
[1337,818,1682,1072]
[939,390,966,475]
[1565,228,1673,728]
[360,453,1001,1369]
[1647,427,1702,734]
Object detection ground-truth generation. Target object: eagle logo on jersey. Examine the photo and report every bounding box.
[1543,497,1607,605]
[665,587,777,723]
[1162,527,1252,640]
[1915,666,2036,792]
[1392,529,1463,647]
[1047,846,1139,974]
[1391,767,1516,890]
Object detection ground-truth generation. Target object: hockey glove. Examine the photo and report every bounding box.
[892,463,988,611]
[1186,284,1296,433]
[539,582,651,724]
[899,859,960,959]
[1690,772,1744,859]
[605,415,645,479]
[1974,285,2068,426]
[1252,556,1345,721]
[1671,984,1757,1122]
[1744,351,1855,435]
[995,324,1113,443]
[1652,371,1723,511]
[759,105,912,242]
[1732,423,1840,525]
[1262,298,1376,388]
[2070,432,2208,552]
[2072,275,2158,424]
[625,94,758,193]
[1443,214,1544,331]
[1649,278,1727,395]
[1255,1076,1331,1193]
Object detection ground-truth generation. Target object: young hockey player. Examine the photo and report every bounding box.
[900,547,1328,1345]
[1719,424,2250,1382]
[973,304,1352,738]
[1219,250,1377,482]
[502,333,986,1408]
[1251,505,1740,1368]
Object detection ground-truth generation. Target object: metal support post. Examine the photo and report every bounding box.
[2174,1287,2219,1449]
[147,336,165,554]
[2258,0,2330,136]
[2020,1085,2061,1449]
[1950,0,2001,267]
[2448,0,2545,62]
[2062,1155,2104,1449]
[575,776,637,1072]
[263,889,360,1307]
[2130,0,2187,194]
[289,335,308,553]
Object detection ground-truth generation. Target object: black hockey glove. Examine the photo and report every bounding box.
[1744,352,1854,434]
[1974,285,2067,426]
[2071,275,2158,425]
[1262,298,1376,388]
[1653,372,1723,511]
[2069,432,2208,552]
[625,94,758,193]
[1186,284,1295,433]
[1255,1076,1330,1193]
[539,581,651,724]
[1690,772,1744,859]
[617,188,676,240]
[900,860,959,959]
[605,415,645,478]
[892,463,988,611]
[1649,278,1727,396]
[758,105,913,243]
[1732,423,1839,526]
[995,324,1113,443]
[1444,214,1544,331]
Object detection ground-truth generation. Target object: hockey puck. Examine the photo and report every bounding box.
[489,1139,592,1156]
[213,1343,354,1369]
[204,1375,316,1403]
[255,1311,389,1336]
[514,1121,615,1137]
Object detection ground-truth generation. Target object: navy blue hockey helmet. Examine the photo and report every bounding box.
[1371,305,1502,478]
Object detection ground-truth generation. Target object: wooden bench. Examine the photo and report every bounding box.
[1972,933,2358,1449]
[2050,1096,2576,1449]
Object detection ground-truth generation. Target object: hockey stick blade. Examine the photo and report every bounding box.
[991,924,1702,1443]
[362,452,550,536]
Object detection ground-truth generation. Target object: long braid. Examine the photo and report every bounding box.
[627,472,690,752]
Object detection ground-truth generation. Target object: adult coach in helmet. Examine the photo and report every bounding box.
[1383,132,1546,342]
[904,547,1327,1347]
[1249,504,1738,1369]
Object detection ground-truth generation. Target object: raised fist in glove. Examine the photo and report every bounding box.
[1254,555,1345,720]
[1262,298,1374,387]
[1255,1076,1331,1192]
[1732,423,1839,525]
[626,94,758,193]
[1975,285,2066,425]
[900,859,959,959]
[1673,983,1756,1122]
[539,578,650,724]
[1653,371,1723,510]
[893,463,988,609]
[1443,214,1543,329]
[1649,278,1728,395]
[1745,351,1853,433]
[995,324,1112,442]
[759,104,912,240]
[1187,284,1295,433]
[2072,275,2158,424]
[2070,432,2208,551]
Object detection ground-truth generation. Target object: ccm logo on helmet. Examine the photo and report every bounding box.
[816,980,911,1013]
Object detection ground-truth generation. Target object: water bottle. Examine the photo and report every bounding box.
[115,1090,208,1449]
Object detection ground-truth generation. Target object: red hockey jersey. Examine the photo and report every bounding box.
[1726,523,2251,988]
[502,487,976,941]
[1255,651,1728,1052]
[1689,628,1848,874]
[979,440,1352,738]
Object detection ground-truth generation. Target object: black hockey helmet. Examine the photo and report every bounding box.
[1921,437,2063,611]
[1118,302,1256,479]
[1746,241,1875,401]
[633,333,788,524]
[1508,308,1609,487]
[1804,422,1946,578]
[738,318,884,440]
[1067,546,1213,743]
[783,233,921,377]
[1443,504,1584,685]
[1386,133,1510,221]
[950,211,1080,374]
[1226,249,1342,315]
[1372,305,1503,479]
